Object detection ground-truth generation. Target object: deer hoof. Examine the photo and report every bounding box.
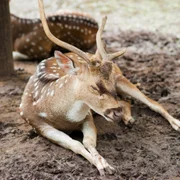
[95,155,115,175]
[171,118,180,132]
[123,117,135,126]
[98,169,105,176]
[106,165,116,175]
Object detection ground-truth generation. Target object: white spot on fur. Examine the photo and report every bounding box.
[38,112,47,118]
[35,85,39,90]
[33,26,38,30]
[59,83,63,88]
[40,65,45,70]
[34,91,38,98]
[20,112,23,116]
[39,46,43,51]
[41,86,46,93]
[50,90,54,96]
[50,66,57,69]
[50,82,53,87]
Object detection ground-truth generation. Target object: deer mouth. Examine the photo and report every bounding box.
[104,115,114,122]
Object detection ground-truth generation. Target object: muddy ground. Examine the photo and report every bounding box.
[0,30,180,180]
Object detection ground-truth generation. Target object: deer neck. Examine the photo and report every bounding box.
[67,100,90,122]
[66,77,90,122]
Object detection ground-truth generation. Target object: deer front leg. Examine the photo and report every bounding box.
[35,122,97,167]
[116,75,180,131]
[82,113,115,176]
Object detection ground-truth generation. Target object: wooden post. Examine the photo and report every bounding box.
[0,0,14,76]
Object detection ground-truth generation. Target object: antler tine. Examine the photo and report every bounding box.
[38,0,90,63]
[96,16,126,61]
[96,16,108,60]
[108,48,127,60]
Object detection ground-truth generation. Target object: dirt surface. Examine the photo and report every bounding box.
[1,30,180,180]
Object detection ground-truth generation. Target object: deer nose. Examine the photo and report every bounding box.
[104,107,122,121]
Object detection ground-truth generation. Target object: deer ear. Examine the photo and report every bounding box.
[54,51,76,74]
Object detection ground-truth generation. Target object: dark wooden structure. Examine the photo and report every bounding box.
[0,0,14,76]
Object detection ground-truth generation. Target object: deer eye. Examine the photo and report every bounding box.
[91,85,99,93]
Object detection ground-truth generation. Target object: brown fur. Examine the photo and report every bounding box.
[11,12,98,59]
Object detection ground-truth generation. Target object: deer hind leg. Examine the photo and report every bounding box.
[82,113,115,176]
[116,76,180,131]
[119,100,135,125]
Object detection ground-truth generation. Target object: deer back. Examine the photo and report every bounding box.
[11,11,98,59]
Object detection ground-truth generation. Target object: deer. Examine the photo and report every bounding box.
[20,0,180,176]
[11,11,98,60]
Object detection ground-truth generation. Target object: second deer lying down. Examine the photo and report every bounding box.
[11,11,98,59]
[20,0,180,175]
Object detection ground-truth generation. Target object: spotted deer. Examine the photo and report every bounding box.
[20,0,180,175]
[11,11,98,59]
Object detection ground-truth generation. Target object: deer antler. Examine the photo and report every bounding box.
[96,16,126,61]
[38,0,90,63]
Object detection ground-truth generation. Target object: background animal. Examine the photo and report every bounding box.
[11,11,98,60]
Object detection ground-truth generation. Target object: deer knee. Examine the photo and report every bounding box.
[83,136,96,149]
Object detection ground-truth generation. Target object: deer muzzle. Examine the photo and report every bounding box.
[104,107,123,121]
